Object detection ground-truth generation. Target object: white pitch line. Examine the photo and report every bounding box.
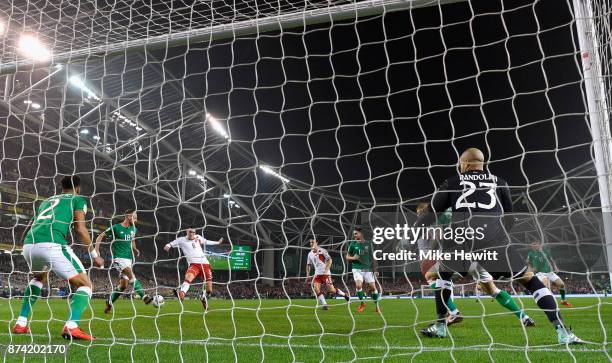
[0,333,608,353]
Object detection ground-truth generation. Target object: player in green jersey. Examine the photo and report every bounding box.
[14,175,104,341]
[528,240,572,307]
[95,209,151,313]
[346,227,380,313]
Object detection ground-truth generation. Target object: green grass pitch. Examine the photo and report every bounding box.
[0,297,610,362]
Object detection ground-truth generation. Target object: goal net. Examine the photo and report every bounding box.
[1,0,611,361]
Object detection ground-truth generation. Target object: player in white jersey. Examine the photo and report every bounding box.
[164,228,223,310]
[305,239,349,310]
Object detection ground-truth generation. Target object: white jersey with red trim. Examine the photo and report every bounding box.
[307,247,331,276]
[165,235,220,265]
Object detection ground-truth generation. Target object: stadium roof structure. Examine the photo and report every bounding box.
[0,0,607,257]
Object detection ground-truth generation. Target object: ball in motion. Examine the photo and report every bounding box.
[152,295,165,308]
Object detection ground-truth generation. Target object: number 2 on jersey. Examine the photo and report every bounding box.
[35,199,60,221]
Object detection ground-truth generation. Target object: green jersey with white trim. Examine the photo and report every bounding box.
[347,240,374,271]
[106,223,137,259]
[527,248,553,273]
[24,194,88,246]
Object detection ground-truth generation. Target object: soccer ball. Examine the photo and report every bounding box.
[152,295,164,308]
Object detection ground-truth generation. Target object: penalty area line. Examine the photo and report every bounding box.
[0,333,608,353]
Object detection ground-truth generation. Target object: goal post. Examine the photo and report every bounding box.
[572,0,612,283]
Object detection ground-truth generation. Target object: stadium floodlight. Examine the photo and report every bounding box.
[112,110,142,132]
[80,129,89,135]
[223,193,231,198]
[188,169,197,176]
[23,100,41,109]
[69,75,101,101]
[206,114,229,140]
[17,34,51,61]
[259,165,289,183]
[92,135,100,141]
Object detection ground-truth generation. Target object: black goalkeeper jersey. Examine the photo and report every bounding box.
[432,170,512,215]
[415,170,523,276]
[415,170,513,231]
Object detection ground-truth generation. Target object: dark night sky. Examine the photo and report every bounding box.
[2,0,595,207]
[148,0,591,201]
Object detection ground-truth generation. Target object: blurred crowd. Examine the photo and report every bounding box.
[1,261,610,300]
[1,161,611,301]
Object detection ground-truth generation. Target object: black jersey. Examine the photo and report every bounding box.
[415,170,513,228]
[432,170,512,214]
[416,170,523,277]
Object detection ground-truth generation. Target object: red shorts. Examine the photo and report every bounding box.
[313,275,333,285]
[186,263,213,282]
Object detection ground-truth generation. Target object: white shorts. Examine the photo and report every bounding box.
[23,243,85,280]
[112,258,133,279]
[468,262,493,283]
[352,269,375,284]
[536,271,561,283]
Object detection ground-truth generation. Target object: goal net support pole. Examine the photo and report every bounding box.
[572,0,612,282]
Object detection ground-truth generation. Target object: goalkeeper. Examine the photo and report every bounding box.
[416,147,582,344]
[346,227,381,313]
[417,202,535,327]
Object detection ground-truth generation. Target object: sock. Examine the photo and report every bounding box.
[318,293,327,306]
[560,288,566,301]
[494,290,524,319]
[446,293,458,315]
[180,281,190,294]
[435,279,457,314]
[110,285,125,303]
[434,288,450,322]
[18,279,43,325]
[435,278,453,323]
[336,288,346,297]
[131,279,145,298]
[372,290,379,303]
[357,289,365,301]
[67,286,92,327]
[523,277,562,326]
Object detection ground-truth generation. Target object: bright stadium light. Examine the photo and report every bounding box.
[80,129,89,135]
[223,193,231,198]
[259,165,289,184]
[112,111,142,132]
[18,34,51,61]
[23,100,41,109]
[188,169,197,176]
[206,114,229,140]
[92,135,100,141]
[69,75,101,101]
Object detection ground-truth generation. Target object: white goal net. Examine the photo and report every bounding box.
[1,0,611,361]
